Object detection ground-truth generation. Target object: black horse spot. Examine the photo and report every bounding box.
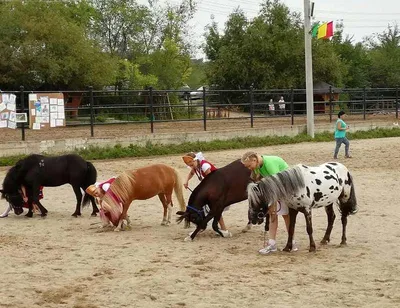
[302,165,308,168]
[310,201,316,208]
[345,172,352,185]
[323,171,329,174]
[325,165,336,173]
[315,179,322,185]
[327,162,338,165]
[314,192,323,202]
[334,186,339,190]
[338,178,343,185]
[329,185,334,190]
[325,175,338,182]
[317,189,320,192]
[297,197,301,201]
[306,186,310,198]
[310,171,316,174]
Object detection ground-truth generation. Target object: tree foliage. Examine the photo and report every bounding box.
[0,0,117,90]
[204,0,400,90]
[1,0,400,91]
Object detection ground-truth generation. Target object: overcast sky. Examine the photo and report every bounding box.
[139,0,400,58]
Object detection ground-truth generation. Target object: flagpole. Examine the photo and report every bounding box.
[304,0,314,137]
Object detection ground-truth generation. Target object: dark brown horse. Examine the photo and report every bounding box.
[176,159,253,240]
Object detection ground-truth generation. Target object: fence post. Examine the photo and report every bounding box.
[187,94,191,120]
[329,85,333,123]
[20,85,25,141]
[202,87,207,131]
[290,87,294,126]
[363,87,366,120]
[250,86,254,128]
[396,87,398,120]
[89,86,94,137]
[149,87,154,133]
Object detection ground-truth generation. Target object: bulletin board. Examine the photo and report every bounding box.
[28,93,65,130]
[0,93,17,129]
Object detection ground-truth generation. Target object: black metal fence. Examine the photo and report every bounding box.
[8,86,400,141]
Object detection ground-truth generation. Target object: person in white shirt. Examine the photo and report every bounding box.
[278,96,286,115]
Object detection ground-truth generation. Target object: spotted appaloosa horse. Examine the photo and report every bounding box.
[247,162,358,252]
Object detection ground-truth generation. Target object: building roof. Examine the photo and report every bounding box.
[313,81,341,94]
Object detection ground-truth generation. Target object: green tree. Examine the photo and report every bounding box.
[145,38,192,89]
[365,24,400,87]
[0,0,116,90]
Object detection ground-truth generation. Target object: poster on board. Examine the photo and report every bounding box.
[0,93,17,129]
[28,93,65,129]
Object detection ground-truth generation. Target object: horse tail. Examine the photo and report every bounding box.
[82,161,97,207]
[172,168,186,212]
[347,171,358,214]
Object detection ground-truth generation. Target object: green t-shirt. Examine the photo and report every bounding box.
[334,119,347,138]
[254,155,289,177]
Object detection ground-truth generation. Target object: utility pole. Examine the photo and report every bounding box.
[304,0,314,137]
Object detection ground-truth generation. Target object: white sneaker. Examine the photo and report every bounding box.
[259,244,278,255]
[219,229,232,238]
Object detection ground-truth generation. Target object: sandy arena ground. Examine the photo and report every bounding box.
[1,137,400,308]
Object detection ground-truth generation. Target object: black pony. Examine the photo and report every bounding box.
[176,159,253,240]
[0,154,98,217]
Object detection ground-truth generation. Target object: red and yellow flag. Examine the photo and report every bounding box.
[317,21,333,39]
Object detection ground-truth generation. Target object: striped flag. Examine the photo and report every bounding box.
[317,21,334,39]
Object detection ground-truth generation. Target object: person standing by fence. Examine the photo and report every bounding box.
[333,110,352,159]
[268,99,275,115]
[278,96,286,115]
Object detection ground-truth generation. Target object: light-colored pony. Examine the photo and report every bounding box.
[247,162,358,252]
[99,164,186,231]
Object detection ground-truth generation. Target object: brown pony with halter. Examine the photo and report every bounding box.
[86,164,186,231]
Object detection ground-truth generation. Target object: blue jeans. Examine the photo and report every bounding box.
[334,137,350,158]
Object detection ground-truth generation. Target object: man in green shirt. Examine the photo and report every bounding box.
[241,151,297,254]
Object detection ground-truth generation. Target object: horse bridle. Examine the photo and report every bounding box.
[186,205,204,217]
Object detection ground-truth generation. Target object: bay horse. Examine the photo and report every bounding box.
[176,159,253,241]
[247,162,358,252]
[91,164,186,231]
[0,154,98,217]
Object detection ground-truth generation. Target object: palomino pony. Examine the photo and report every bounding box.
[176,159,253,240]
[92,164,186,231]
[0,154,98,217]
[247,162,358,252]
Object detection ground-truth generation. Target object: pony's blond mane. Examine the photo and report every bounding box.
[100,171,136,224]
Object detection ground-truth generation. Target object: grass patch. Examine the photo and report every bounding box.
[0,127,400,166]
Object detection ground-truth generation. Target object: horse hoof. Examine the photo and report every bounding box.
[340,241,347,246]
[91,213,97,217]
[309,247,317,252]
[320,239,329,245]
[161,221,168,226]
[41,213,47,217]
[282,247,291,252]
[114,228,121,232]
[242,224,252,233]
[184,236,193,242]
[25,213,33,218]
[71,213,81,217]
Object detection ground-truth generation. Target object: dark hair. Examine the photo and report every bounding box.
[338,111,346,118]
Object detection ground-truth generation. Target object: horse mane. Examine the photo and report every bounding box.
[250,165,305,207]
